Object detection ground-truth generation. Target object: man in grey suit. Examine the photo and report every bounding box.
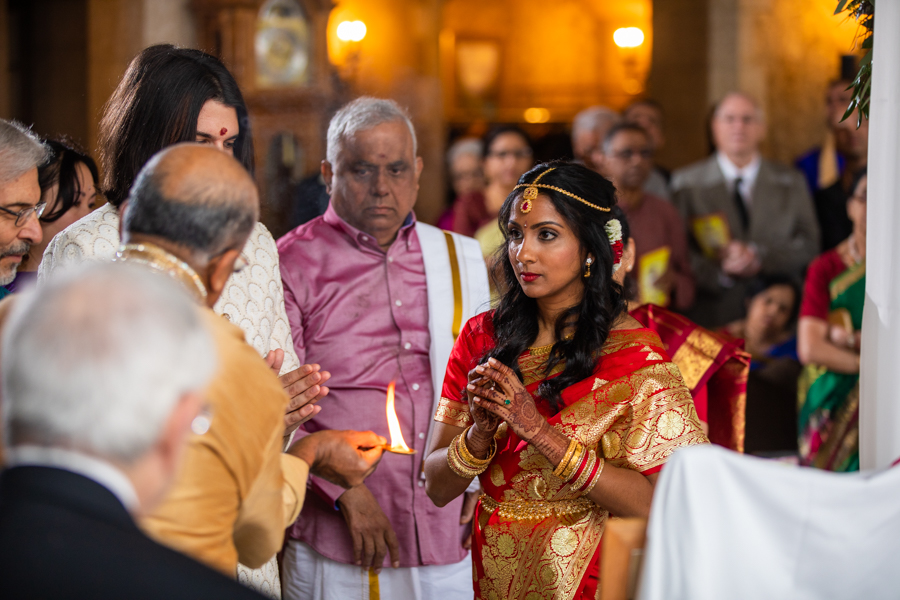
[672,92,819,328]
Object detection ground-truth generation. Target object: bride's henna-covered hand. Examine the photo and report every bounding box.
[468,358,568,464]
[465,366,502,460]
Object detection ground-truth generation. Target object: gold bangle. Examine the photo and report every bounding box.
[458,426,496,465]
[570,450,596,490]
[447,429,493,479]
[447,436,484,479]
[560,443,585,481]
[581,456,605,496]
[553,439,579,478]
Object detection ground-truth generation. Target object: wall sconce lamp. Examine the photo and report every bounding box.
[337,20,367,42]
[613,27,644,48]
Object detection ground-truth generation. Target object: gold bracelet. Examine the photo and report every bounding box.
[580,456,605,496]
[560,443,586,481]
[458,426,496,465]
[553,439,579,478]
[570,450,596,490]
[447,436,484,479]
[447,429,493,479]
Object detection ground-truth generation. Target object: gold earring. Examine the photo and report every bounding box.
[584,257,593,278]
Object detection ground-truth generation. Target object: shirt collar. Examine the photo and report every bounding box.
[6,445,140,512]
[716,151,762,186]
[323,203,417,252]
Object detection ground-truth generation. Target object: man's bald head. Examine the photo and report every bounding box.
[123,144,259,261]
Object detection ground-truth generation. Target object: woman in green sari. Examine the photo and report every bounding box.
[797,168,866,471]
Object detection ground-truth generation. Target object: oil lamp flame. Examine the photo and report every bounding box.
[385,381,413,453]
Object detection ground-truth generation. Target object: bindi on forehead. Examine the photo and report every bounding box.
[220,127,228,136]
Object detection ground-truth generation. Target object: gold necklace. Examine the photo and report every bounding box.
[528,335,573,356]
[113,243,208,303]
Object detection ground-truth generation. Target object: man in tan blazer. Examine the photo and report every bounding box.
[113,144,386,578]
[672,92,820,328]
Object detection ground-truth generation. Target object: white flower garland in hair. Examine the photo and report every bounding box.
[605,218,624,273]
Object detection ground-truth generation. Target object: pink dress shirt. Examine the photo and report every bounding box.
[277,204,467,568]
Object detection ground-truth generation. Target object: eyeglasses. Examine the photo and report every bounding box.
[0,202,46,226]
[612,149,654,161]
[486,149,533,161]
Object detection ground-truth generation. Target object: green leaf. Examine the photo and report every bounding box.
[835,0,849,15]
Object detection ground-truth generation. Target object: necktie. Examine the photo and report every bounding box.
[732,176,749,232]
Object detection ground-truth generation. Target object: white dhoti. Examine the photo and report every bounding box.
[282,541,474,600]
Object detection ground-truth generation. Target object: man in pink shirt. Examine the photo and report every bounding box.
[278,97,489,599]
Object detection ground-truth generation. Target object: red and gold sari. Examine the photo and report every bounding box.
[630,304,749,452]
[435,312,708,600]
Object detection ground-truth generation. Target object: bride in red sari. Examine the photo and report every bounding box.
[424,162,708,600]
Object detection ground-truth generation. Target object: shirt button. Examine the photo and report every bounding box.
[388,257,394,263]
[404,342,412,350]
[395,300,402,307]
[361,235,368,242]
[418,480,424,487]
[418,432,425,439]
[412,383,420,391]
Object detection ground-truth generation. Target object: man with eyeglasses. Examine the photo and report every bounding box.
[593,122,695,311]
[0,120,49,298]
[671,92,819,328]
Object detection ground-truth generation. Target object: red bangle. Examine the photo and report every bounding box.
[577,456,602,493]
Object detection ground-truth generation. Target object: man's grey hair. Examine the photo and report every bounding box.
[326,97,418,165]
[713,91,766,123]
[446,137,483,168]
[123,151,258,262]
[572,106,621,138]
[2,263,216,464]
[0,119,50,184]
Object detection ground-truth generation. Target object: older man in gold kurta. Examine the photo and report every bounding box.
[110,144,386,578]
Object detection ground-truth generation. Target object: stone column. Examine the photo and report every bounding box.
[860,0,900,469]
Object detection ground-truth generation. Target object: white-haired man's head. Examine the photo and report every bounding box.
[322,97,424,250]
[326,97,418,166]
[0,120,50,285]
[571,106,621,165]
[2,263,216,509]
[446,137,484,198]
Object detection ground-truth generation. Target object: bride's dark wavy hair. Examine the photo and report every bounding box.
[486,161,626,413]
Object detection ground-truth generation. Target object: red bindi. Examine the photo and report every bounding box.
[220,127,227,136]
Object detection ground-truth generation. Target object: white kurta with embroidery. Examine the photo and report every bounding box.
[38,202,299,598]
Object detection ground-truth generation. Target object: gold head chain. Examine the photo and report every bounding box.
[513,167,612,213]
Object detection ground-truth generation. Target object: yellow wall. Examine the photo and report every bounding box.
[441,0,653,124]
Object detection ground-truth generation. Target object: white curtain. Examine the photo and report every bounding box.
[861,0,900,469]
[640,445,900,599]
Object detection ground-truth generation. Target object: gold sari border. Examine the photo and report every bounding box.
[829,260,865,301]
[670,328,724,390]
[434,396,472,428]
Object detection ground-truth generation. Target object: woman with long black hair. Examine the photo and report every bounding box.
[424,162,708,600]
[38,44,307,379]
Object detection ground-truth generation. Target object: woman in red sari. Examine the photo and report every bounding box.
[424,162,708,600]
